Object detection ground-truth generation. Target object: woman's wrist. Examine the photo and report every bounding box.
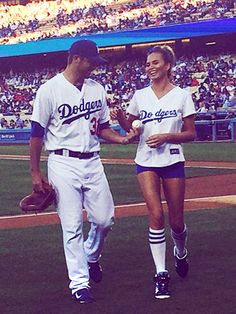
[165,134,171,143]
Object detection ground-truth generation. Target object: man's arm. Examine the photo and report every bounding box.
[99,122,137,145]
[30,122,48,192]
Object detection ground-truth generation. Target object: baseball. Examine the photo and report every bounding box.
[132,120,142,129]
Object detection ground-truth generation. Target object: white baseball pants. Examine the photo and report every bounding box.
[48,153,114,294]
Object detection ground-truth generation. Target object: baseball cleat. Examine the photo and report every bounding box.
[154,271,171,299]
[73,288,95,304]
[174,247,189,278]
[88,261,103,283]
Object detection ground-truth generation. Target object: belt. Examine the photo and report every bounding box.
[53,149,98,159]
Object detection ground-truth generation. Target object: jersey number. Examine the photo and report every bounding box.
[90,117,98,135]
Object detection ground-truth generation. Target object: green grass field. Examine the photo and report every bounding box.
[0,142,236,215]
[0,159,236,216]
[1,208,236,314]
[0,141,236,161]
[0,142,236,313]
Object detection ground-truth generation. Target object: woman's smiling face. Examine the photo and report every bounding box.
[145,52,171,81]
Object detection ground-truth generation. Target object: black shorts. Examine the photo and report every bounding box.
[136,162,185,179]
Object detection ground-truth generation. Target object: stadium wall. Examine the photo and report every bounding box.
[0,125,126,144]
[0,128,31,144]
[1,120,236,144]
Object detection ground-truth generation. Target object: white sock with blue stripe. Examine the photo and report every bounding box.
[149,227,166,274]
[171,224,187,258]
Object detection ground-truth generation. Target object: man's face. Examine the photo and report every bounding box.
[76,56,99,79]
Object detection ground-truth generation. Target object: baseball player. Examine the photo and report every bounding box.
[29,39,136,304]
[110,45,196,299]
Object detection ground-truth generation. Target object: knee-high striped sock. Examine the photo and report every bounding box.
[171,224,187,258]
[149,228,166,273]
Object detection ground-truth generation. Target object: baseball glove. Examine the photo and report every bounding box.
[19,183,56,213]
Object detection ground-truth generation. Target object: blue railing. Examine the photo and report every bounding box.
[195,118,236,141]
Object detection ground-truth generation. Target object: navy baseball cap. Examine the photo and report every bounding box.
[69,39,107,64]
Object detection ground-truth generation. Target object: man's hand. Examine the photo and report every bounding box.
[20,182,56,213]
[110,106,124,122]
[31,171,49,193]
[121,128,139,145]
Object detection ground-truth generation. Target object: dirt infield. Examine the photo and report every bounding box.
[0,156,235,230]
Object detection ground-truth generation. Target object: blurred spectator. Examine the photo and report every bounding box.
[23,119,30,128]
[0,115,4,128]
[0,51,235,128]
[9,119,16,129]
[15,113,24,128]
[210,112,217,120]
[0,0,235,45]
[229,90,236,107]
[196,98,208,113]
[225,111,235,139]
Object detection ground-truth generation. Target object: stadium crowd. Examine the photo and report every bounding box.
[0,51,235,128]
[0,0,235,44]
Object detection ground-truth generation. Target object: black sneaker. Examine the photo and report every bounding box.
[73,288,95,304]
[88,261,103,283]
[154,271,171,299]
[174,247,189,278]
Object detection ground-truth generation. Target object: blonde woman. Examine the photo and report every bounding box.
[111,46,196,299]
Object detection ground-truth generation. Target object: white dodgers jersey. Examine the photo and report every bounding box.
[127,86,196,167]
[31,73,109,152]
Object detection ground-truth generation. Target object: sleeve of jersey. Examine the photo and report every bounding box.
[99,121,110,130]
[31,121,45,138]
[126,92,139,117]
[31,85,52,128]
[182,92,196,118]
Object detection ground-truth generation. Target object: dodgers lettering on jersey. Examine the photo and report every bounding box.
[139,108,177,124]
[127,85,196,167]
[31,73,109,152]
[58,98,103,124]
